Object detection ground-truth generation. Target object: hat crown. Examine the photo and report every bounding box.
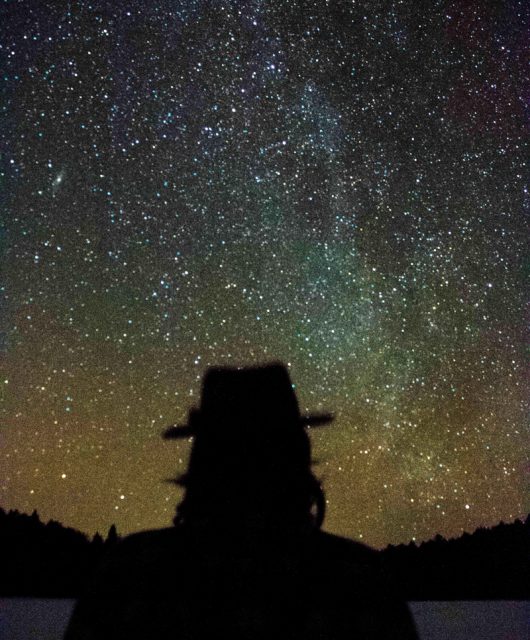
[199,363,300,430]
[162,362,333,440]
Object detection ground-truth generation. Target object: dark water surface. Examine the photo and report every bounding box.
[1,599,528,640]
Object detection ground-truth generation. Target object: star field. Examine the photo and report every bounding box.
[1,0,528,547]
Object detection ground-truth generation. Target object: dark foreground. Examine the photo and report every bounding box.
[1,508,528,600]
[1,600,528,640]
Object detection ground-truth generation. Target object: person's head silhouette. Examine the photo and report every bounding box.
[164,362,333,535]
[66,363,419,640]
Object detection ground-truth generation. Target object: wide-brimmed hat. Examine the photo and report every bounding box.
[163,362,333,439]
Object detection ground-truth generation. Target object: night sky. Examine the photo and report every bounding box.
[1,0,528,548]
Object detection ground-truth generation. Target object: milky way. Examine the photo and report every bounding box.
[1,0,528,547]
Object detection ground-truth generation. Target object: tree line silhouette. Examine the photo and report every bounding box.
[379,516,529,600]
[0,507,119,597]
[1,506,527,599]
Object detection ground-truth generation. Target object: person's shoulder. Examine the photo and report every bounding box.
[120,526,182,549]
[85,527,186,595]
[314,532,419,638]
[310,530,385,584]
[313,531,414,612]
[95,528,183,570]
[314,530,379,561]
[113,526,187,563]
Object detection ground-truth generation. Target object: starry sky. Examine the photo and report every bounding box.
[1,0,528,548]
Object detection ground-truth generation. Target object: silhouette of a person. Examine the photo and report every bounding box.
[65,363,418,639]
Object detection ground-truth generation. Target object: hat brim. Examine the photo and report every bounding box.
[303,413,334,427]
[162,412,333,439]
[163,424,195,439]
